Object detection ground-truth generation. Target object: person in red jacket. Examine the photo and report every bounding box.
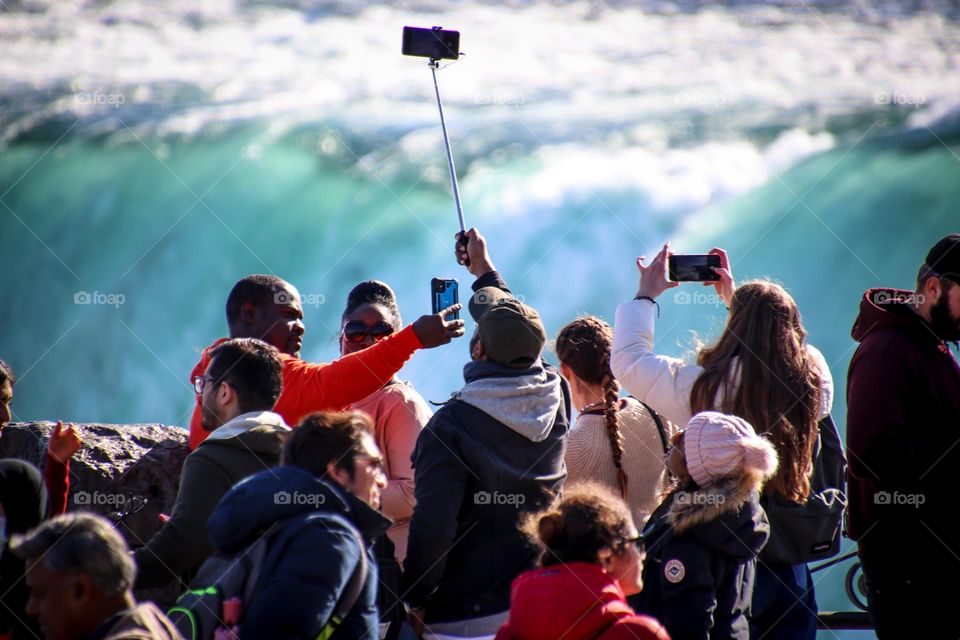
[188,275,464,449]
[846,233,960,638]
[496,482,670,640]
[0,360,82,516]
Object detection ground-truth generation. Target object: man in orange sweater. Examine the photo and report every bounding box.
[188,275,463,449]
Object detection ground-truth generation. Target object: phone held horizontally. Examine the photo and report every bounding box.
[431,278,459,319]
[401,26,460,60]
[668,254,722,282]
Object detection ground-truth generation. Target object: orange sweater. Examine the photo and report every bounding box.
[188,326,423,449]
[350,380,432,562]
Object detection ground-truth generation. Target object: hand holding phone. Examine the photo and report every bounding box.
[432,278,460,319]
[414,282,464,349]
[635,243,679,301]
[668,254,722,282]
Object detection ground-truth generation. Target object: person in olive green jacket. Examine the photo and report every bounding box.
[133,338,289,589]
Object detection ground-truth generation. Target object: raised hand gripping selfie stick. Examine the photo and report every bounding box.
[402,26,469,265]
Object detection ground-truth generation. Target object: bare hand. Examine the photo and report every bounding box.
[407,607,426,636]
[455,228,496,278]
[705,247,735,308]
[635,243,679,300]
[412,305,466,349]
[48,421,82,464]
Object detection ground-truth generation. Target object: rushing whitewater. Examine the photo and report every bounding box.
[1,4,958,632]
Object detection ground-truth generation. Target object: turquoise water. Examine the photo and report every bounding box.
[3,2,959,635]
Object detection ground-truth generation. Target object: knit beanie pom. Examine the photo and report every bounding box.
[741,437,778,478]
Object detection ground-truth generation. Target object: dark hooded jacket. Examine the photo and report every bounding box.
[846,288,960,542]
[633,478,770,640]
[134,411,289,588]
[0,460,47,640]
[207,465,391,640]
[403,271,571,623]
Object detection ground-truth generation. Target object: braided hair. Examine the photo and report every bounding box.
[556,316,628,499]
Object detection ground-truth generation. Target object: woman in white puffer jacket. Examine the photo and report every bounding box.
[611,243,833,640]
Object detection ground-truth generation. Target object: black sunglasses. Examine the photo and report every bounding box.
[342,320,395,344]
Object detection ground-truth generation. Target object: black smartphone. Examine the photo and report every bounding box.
[668,254,722,282]
[402,26,460,60]
[431,278,459,319]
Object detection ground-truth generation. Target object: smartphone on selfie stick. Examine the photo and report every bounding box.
[402,26,470,266]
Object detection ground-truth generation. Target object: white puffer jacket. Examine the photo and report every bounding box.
[611,299,834,429]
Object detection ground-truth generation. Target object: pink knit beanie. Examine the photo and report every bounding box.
[684,411,778,487]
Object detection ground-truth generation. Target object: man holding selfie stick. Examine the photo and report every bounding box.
[403,229,570,640]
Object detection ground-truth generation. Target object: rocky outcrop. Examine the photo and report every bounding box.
[0,421,190,606]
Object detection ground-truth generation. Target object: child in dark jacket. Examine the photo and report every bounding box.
[633,411,777,640]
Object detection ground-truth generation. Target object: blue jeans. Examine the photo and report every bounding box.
[750,562,818,640]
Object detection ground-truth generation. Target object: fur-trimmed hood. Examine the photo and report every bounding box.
[644,476,769,561]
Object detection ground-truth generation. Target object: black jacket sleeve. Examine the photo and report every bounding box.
[472,270,512,294]
[402,414,471,609]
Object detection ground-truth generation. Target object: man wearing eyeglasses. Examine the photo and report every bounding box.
[186,275,465,451]
[204,411,392,639]
[134,337,289,589]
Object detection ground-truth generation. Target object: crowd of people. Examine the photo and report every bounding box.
[0,229,958,640]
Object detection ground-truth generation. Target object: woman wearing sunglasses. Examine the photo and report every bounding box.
[340,280,433,564]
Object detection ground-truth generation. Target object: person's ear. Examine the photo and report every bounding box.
[597,547,614,572]
[239,301,258,325]
[216,380,235,407]
[325,461,350,488]
[559,361,573,381]
[69,574,95,607]
[926,275,943,303]
[472,339,486,361]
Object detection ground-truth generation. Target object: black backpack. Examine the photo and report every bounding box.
[168,514,367,640]
[759,414,847,564]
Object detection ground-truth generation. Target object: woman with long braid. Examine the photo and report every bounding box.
[556,317,674,528]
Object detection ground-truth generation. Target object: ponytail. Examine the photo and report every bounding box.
[602,376,628,499]
[556,316,630,499]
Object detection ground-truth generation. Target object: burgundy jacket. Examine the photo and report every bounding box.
[846,288,960,541]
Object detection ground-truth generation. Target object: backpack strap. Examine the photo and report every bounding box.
[633,399,671,455]
[316,524,369,640]
[633,399,675,482]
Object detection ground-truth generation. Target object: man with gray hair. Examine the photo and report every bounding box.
[11,512,181,640]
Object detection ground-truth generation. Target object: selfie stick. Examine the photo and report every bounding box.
[429,59,465,234]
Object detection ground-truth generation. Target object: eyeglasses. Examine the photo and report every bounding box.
[342,321,395,344]
[614,533,643,554]
[192,375,224,395]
